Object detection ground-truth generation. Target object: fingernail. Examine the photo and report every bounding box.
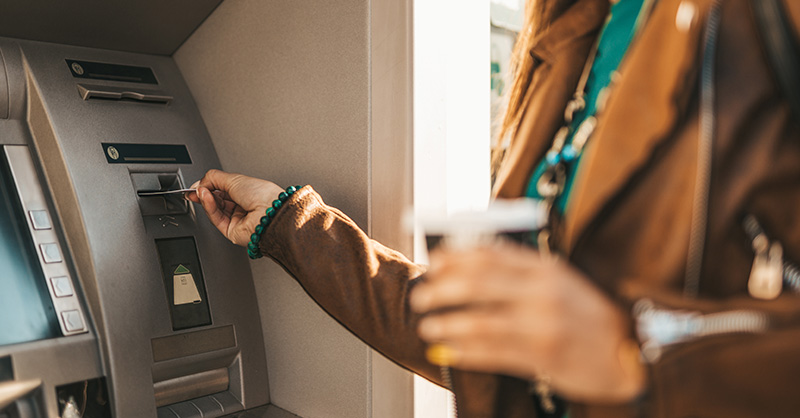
[190,181,200,189]
[425,343,458,367]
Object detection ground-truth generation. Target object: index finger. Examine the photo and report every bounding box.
[428,244,546,280]
[197,169,239,195]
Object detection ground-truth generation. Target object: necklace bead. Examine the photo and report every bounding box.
[545,150,561,166]
[561,144,578,162]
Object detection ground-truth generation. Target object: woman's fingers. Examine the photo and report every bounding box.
[189,169,286,245]
[411,247,549,313]
[419,308,544,378]
[185,187,201,204]
[187,172,232,204]
[427,340,536,377]
[418,308,517,342]
[198,186,231,237]
[197,169,236,194]
[411,274,520,312]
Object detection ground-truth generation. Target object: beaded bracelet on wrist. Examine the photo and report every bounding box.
[247,185,304,259]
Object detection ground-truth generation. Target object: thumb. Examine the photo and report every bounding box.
[198,186,231,237]
[198,169,236,195]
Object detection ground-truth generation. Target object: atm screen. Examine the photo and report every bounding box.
[0,155,60,346]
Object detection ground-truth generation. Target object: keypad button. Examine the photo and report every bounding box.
[61,310,85,332]
[29,210,52,230]
[40,243,63,263]
[50,276,74,298]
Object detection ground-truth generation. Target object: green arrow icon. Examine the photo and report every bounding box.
[174,264,191,275]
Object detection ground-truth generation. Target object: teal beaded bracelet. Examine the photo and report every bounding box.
[248,185,304,259]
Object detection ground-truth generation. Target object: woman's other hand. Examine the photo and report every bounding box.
[186,169,284,246]
[409,244,646,403]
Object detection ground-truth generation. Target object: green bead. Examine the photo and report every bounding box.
[295,185,303,190]
[272,199,283,210]
[250,233,260,243]
[266,207,276,219]
[260,216,269,226]
[278,191,289,201]
[286,186,297,195]
[247,241,258,251]
[247,249,259,259]
[255,224,264,235]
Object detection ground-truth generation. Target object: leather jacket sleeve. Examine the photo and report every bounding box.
[259,186,443,386]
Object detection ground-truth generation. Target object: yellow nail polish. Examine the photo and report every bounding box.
[426,343,458,367]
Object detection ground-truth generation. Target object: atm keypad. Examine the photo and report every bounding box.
[50,276,74,298]
[61,310,85,332]
[6,146,88,337]
[29,210,52,230]
[40,243,63,263]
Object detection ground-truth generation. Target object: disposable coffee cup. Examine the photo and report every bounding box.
[414,199,548,253]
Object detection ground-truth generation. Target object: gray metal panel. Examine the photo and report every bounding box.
[0,334,103,418]
[16,38,269,417]
[0,1,223,55]
[0,120,32,145]
[0,39,26,121]
[233,404,302,418]
[0,44,7,119]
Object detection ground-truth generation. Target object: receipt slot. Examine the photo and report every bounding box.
[155,237,211,331]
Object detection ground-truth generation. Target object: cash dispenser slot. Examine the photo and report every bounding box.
[151,326,244,417]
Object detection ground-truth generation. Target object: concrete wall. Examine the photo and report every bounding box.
[174,0,414,417]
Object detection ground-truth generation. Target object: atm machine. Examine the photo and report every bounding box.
[0,2,301,417]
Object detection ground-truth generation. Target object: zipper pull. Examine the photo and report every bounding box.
[532,375,556,414]
[748,233,783,300]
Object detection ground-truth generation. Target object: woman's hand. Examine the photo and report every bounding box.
[409,244,645,403]
[186,169,284,246]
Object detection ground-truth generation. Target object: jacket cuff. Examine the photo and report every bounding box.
[257,185,318,264]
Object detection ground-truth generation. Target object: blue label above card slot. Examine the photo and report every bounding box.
[102,143,192,164]
[67,59,158,84]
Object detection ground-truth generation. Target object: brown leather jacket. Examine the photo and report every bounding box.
[262,0,800,416]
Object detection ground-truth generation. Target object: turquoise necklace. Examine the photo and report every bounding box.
[530,0,653,255]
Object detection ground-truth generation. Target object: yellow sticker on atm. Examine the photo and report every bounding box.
[173,264,201,305]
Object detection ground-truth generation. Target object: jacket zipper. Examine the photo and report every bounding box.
[684,0,724,297]
[634,299,769,363]
[440,366,458,418]
[781,262,800,293]
[743,214,800,295]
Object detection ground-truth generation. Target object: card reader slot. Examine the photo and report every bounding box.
[77,83,172,104]
[131,173,189,216]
